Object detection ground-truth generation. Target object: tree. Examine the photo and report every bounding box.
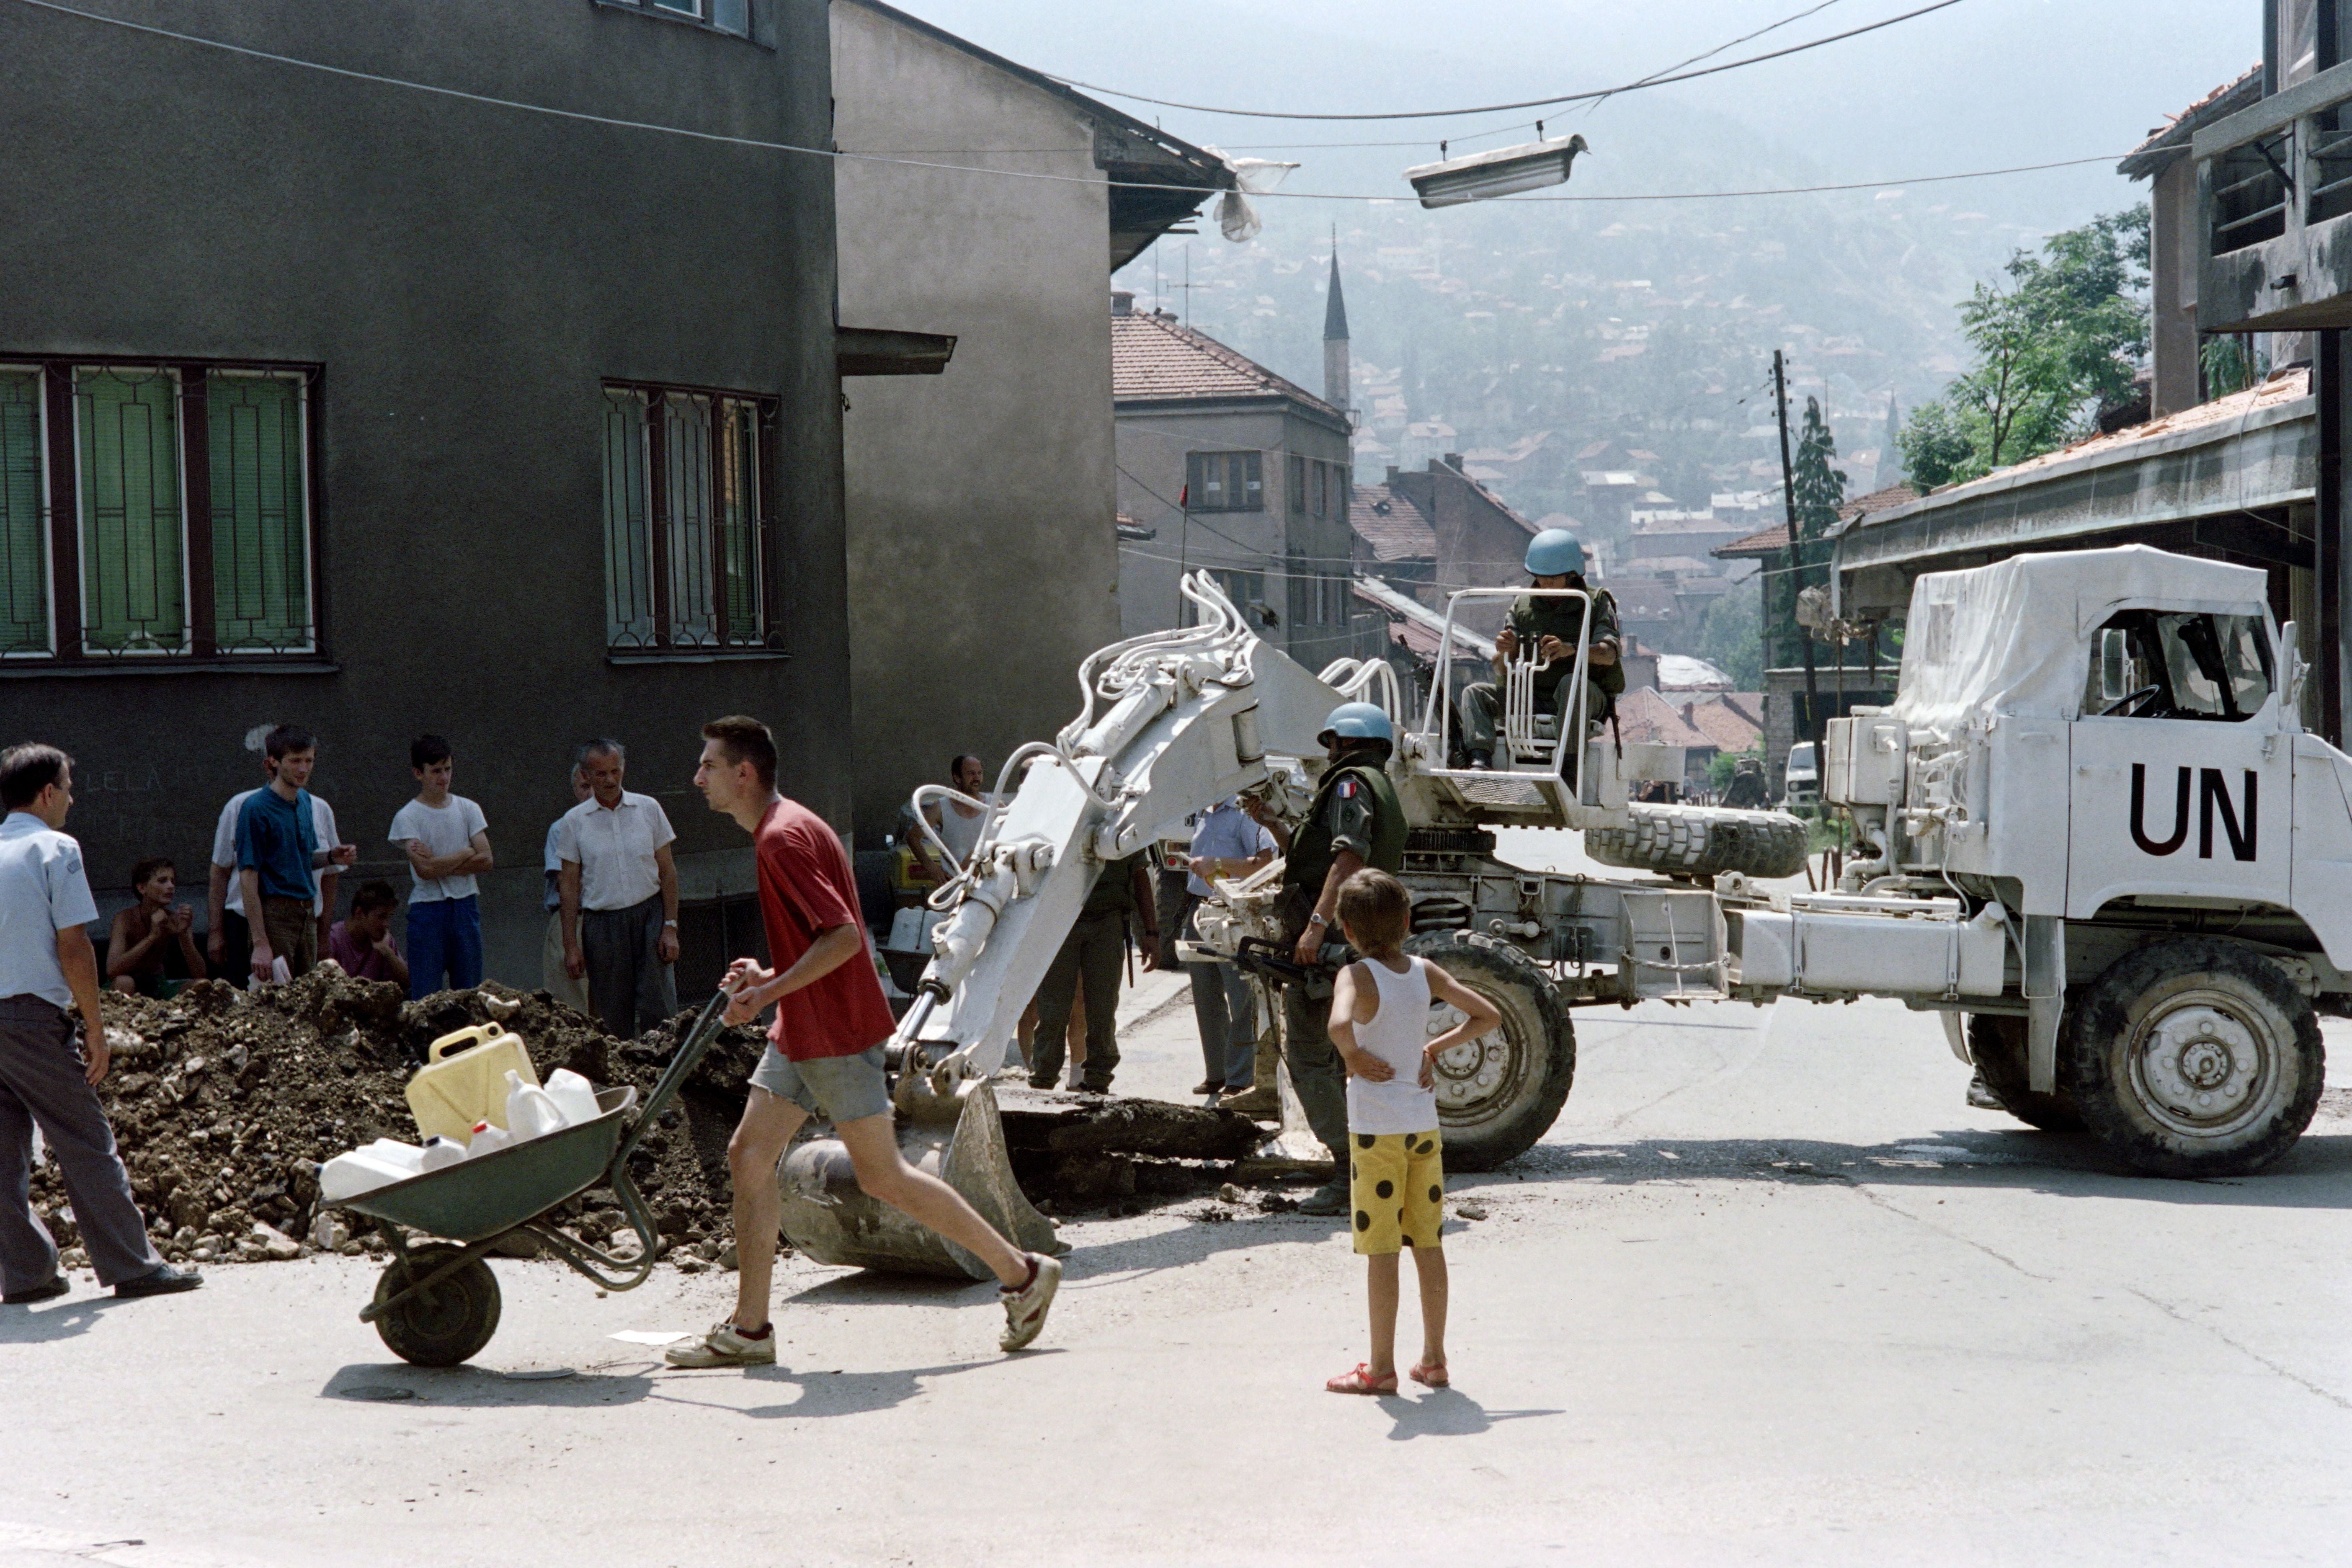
[1764,396,1844,671]
[1697,577,1762,689]
[1900,204,2150,490]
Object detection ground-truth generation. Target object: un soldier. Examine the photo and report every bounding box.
[1458,528,1623,769]
[1279,702,1408,1216]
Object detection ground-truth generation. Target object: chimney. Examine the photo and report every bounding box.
[1385,465,1399,484]
[1441,453,1463,472]
[1111,289,1134,317]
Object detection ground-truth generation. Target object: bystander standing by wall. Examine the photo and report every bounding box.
[206,736,338,985]
[238,726,356,983]
[389,735,493,999]
[541,766,594,1013]
[0,743,199,1302]
[557,740,680,1038]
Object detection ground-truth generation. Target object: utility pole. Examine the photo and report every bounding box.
[1773,349,1822,789]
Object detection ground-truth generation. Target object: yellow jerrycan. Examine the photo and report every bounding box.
[406,1024,539,1143]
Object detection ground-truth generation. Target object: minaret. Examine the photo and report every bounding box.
[1322,234,1351,415]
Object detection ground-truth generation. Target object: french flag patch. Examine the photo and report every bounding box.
[1337,780,1359,798]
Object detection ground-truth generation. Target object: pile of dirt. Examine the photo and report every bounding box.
[32,967,770,1269]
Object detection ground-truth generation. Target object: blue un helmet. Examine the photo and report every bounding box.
[1318,701,1395,749]
[1524,527,1585,578]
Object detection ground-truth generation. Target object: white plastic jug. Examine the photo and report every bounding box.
[418,1136,467,1173]
[544,1069,601,1128]
[504,1070,565,1143]
[466,1122,513,1157]
[318,1140,426,1202]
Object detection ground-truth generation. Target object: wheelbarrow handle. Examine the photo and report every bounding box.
[616,993,732,1168]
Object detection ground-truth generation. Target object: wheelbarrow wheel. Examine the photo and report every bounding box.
[373,1243,502,1367]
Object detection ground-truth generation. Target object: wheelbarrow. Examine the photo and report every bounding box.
[332,995,728,1367]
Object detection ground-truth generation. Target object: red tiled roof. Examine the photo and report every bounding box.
[1349,484,1438,563]
[1111,311,1341,418]
[1614,687,1712,749]
[1712,483,1918,558]
[1681,695,1761,754]
[2119,67,2262,176]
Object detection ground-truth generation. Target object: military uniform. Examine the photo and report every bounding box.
[1459,585,1625,764]
[1279,753,1408,1161]
[1029,852,1145,1093]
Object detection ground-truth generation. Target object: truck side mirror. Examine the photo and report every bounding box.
[2099,627,2129,701]
[2282,619,2307,717]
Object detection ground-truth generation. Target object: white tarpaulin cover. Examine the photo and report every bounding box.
[1890,545,2272,733]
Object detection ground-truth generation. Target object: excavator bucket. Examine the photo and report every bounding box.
[776,1056,1063,1280]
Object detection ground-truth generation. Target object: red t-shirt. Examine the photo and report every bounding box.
[753,797,895,1061]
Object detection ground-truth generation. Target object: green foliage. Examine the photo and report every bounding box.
[1899,204,2150,490]
[1697,576,1762,689]
[2201,335,2256,398]
[1792,396,1847,541]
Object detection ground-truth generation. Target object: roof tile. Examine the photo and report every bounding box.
[1111,312,1341,418]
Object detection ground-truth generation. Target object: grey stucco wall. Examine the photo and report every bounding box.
[830,2,1120,838]
[1114,398,1353,668]
[0,0,848,988]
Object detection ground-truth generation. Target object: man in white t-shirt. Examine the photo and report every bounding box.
[0,743,198,1302]
[207,747,341,983]
[541,765,594,1013]
[556,740,679,1037]
[389,735,492,1000]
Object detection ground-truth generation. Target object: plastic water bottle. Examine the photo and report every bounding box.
[544,1069,600,1127]
[504,1070,566,1142]
[418,1136,467,1173]
[466,1121,512,1157]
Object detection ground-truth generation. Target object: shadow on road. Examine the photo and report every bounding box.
[1382,1388,1563,1442]
[0,1293,138,1344]
[649,1355,1026,1419]
[321,1361,654,1408]
[1455,1127,2352,1207]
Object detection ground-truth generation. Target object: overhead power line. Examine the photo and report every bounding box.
[1045,0,1969,122]
[8,0,2095,209]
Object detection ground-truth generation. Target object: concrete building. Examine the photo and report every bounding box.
[0,0,845,992]
[1348,458,1547,637]
[1112,303,1361,670]
[830,0,1226,839]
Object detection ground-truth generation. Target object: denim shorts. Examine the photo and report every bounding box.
[748,1043,891,1124]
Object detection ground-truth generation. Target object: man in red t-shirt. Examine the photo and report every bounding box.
[666,715,1062,1368]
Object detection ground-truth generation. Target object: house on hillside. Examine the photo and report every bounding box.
[1111,299,1361,669]
[0,0,844,988]
[1351,458,1548,637]
[831,0,1228,838]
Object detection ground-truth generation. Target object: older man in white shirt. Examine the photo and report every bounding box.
[557,740,680,1037]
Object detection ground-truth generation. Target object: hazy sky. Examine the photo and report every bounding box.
[900,0,2257,238]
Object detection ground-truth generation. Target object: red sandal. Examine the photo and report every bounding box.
[1409,1361,1449,1388]
[1326,1363,1398,1395]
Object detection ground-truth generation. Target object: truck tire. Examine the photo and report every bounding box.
[1583,804,1809,882]
[2059,937,2324,1178]
[1965,1014,2082,1132]
[1406,931,1574,1172]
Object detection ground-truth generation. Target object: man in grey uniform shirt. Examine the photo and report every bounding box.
[0,744,199,1303]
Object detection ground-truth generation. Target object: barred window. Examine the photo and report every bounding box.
[602,382,776,653]
[0,359,317,663]
[1186,450,1262,513]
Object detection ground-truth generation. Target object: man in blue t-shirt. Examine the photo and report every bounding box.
[237,725,355,982]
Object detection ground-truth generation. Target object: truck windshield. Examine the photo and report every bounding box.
[2084,610,2273,722]
[1787,743,1816,772]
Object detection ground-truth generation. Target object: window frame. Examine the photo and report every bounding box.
[601,378,783,659]
[1186,450,1264,514]
[595,0,757,39]
[0,355,325,669]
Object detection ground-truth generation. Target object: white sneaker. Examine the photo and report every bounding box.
[998,1253,1062,1351]
[664,1319,778,1367]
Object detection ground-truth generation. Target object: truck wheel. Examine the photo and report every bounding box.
[2059,938,2323,1178]
[1584,804,1809,882]
[1406,932,1574,1172]
[373,1243,501,1367]
[1965,1014,2081,1132]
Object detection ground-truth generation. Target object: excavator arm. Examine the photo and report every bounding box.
[897,575,1348,1078]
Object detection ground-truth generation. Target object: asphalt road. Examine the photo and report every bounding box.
[6,833,2352,1567]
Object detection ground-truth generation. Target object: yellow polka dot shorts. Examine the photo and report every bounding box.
[1349,1129,1444,1255]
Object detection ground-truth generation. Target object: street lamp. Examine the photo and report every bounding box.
[1405,133,1589,209]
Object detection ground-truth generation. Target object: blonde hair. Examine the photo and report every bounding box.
[1336,868,1411,957]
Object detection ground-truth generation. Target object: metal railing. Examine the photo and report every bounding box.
[1420,586,1596,794]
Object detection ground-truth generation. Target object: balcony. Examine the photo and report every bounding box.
[2196,59,2352,332]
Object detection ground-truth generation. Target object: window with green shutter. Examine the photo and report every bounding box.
[600,380,776,654]
[0,369,50,655]
[76,366,186,654]
[208,371,312,652]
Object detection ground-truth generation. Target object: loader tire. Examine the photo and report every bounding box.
[1965,1014,2082,1132]
[1583,803,1810,882]
[2059,938,2323,1179]
[1406,931,1574,1172]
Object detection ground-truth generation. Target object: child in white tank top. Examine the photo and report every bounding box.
[1322,869,1502,1396]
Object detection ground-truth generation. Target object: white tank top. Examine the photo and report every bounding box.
[1344,955,1440,1136]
